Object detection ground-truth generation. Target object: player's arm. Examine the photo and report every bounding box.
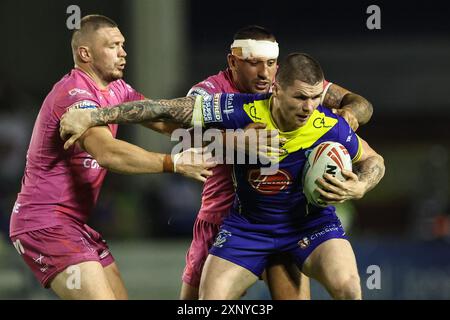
[141,121,182,136]
[77,125,214,182]
[322,83,373,130]
[60,97,196,149]
[316,137,385,203]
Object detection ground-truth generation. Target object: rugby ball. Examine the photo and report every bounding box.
[302,142,352,207]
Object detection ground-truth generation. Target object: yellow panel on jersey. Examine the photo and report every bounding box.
[243,99,338,162]
[352,135,363,163]
[191,95,205,126]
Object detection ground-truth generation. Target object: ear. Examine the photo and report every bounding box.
[227,54,237,70]
[78,46,91,63]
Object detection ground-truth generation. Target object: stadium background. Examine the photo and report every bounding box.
[0,0,449,299]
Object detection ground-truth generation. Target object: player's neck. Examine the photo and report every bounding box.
[270,99,296,132]
[75,65,109,90]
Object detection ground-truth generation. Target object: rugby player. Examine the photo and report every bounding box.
[59,53,384,300]
[9,15,213,300]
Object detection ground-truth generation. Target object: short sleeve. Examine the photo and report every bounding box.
[335,118,362,162]
[53,88,100,120]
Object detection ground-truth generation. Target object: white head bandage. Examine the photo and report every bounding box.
[230,39,279,60]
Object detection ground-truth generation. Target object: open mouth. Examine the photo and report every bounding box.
[296,114,309,122]
[255,82,269,90]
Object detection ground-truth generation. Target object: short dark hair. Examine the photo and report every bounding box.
[71,15,118,52]
[276,53,324,87]
[233,25,276,41]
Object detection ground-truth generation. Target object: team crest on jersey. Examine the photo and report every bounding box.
[247,169,293,195]
[213,229,232,248]
[298,237,310,249]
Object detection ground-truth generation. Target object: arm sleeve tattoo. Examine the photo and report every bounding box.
[322,84,373,125]
[353,155,385,192]
[91,96,197,128]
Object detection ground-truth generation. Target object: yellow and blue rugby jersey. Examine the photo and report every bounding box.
[192,93,363,232]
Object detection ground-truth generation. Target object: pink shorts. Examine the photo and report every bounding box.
[182,218,220,287]
[10,222,115,288]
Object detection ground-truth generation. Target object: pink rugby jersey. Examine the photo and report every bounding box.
[10,68,144,236]
[187,69,241,225]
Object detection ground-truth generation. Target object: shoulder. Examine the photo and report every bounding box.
[187,69,232,96]
[49,71,100,115]
[111,78,134,92]
[54,75,99,107]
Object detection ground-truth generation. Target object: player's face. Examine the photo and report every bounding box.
[90,27,127,83]
[274,80,323,130]
[229,55,277,94]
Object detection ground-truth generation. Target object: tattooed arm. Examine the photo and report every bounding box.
[315,137,385,203]
[60,97,197,149]
[322,83,373,130]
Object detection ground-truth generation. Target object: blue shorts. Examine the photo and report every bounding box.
[209,216,347,277]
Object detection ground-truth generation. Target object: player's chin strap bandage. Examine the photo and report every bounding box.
[230,39,279,60]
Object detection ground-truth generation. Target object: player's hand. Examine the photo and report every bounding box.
[59,108,96,150]
[174,147,217,183]
[332,107,359,131]
[314,169,368,204]
[234,122,287,163]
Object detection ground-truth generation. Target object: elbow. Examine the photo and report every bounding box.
[364,99,374,124]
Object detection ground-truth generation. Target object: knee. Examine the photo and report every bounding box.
[330,274,361,300]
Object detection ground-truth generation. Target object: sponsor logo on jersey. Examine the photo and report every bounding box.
[69,88,92,96]
[213,94,222,121]
[203,97,213,123]
[224,94,235,120]
[313,116,332,129]
[247,169,293,195]
[310,224,342,241]
[213,229,232,248]
[68,100,99,111]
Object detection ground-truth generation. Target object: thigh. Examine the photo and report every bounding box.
[50,261,115,299]
[104,262,128,299]
[182,218,220,291]
[302,238,359,293]
[10,223,115,289]
[199,254,258,300]
[265,254,311,300]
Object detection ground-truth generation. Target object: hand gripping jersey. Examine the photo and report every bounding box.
[192,93,362,234]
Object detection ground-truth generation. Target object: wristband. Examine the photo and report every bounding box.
[163,154,174,173]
